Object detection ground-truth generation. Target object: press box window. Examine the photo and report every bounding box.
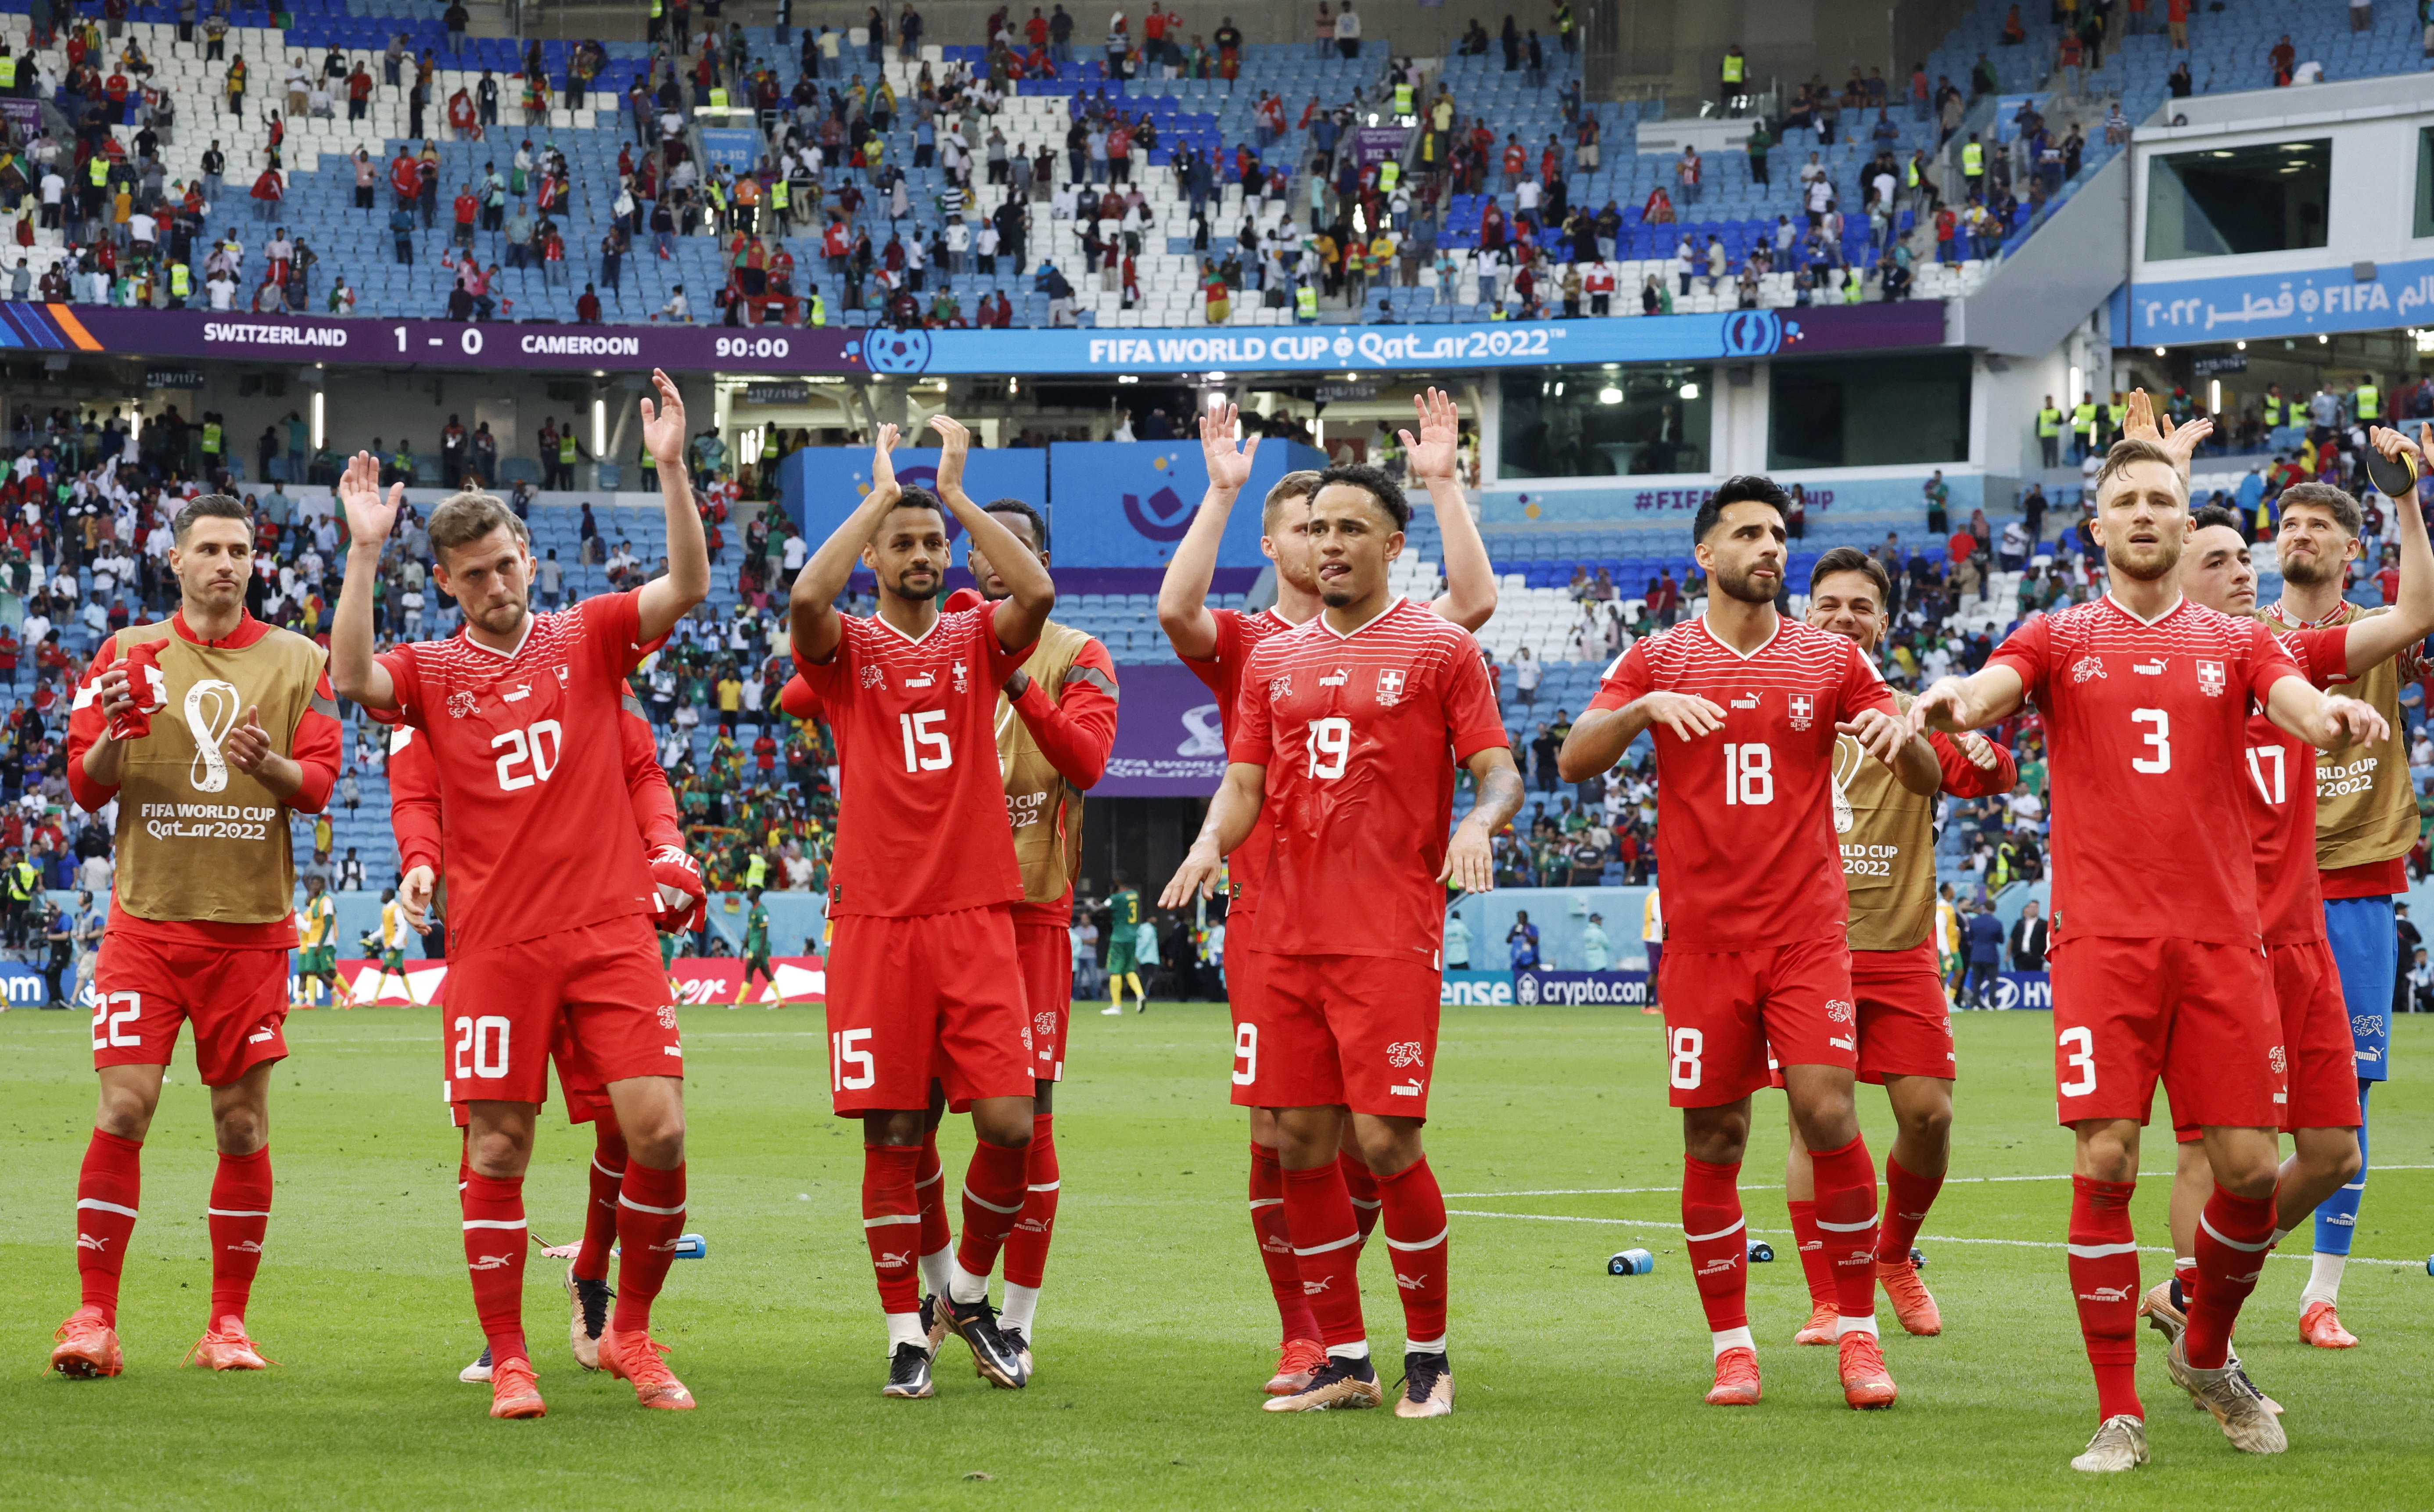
[2145,139,2330,262]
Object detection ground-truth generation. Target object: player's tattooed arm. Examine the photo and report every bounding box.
[790,422,905,663]
[931,413,1055,652]
[1442,746,1522,892]
[1161,760,1267,906]
[2265,678,2390,752]
[2341,423,2434,675]
[636,368,711,644]
[1557,692,1721,781]
[1157,401,1259,661]
[1407,387,1497,633]
[1906,664,2026,736]
[330,448,404,709]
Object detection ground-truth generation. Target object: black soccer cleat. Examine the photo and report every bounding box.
[1262,1352,1384,1412]
[937,1294,1030,1389]
[1394,1350,1454,1418]
[998,1325,1035,1379]
[882,1342,936,1399]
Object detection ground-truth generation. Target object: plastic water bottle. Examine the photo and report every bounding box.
[674,1233,707,1260]
[1746,1240,1775,1263]
[1608,1248,1655,1276]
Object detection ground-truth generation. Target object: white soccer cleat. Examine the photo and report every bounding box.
[2070,1413,2148,1473]
[2167,1337,2287,1454]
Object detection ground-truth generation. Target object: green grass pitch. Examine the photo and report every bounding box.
[0,1004,2427,1509]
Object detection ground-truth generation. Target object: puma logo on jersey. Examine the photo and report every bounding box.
[1320,667,1349,687]
[1730,694,1759,709]
[2132,658,2165,675]
[503,684,531,702]
[1389,1078,1424,1097]
[904,672,936,688]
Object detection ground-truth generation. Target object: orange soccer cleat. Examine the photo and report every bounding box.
[488,1357,547,1419]
[1793,1301,1840,1346]
[2300,1300,2359,1349]
[602,1328,697,1410]
[1266,1337,1327,1397]
[1878,1258,1944,1336]
[1705,1347,1762,1406]
[1838,1331,1899,1409]
[49,1306,122,1379]
[184,1317,274,1371]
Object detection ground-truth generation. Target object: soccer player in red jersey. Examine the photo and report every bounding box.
[330,369,709,1420]
[1908,437,2387,1471]
[1156,390,1496,1396]
[905,498,1121,1378]
[1163,462,1522,1419]
[1559,477,1918,1413]
[52,493,342,1379]
[789,417,1055,1399]
[387,680,707,1379]
[1781,547,2017,1346]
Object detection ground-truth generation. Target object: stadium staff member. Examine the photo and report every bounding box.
[53,491,343,1381]
[2009,899,2048,971]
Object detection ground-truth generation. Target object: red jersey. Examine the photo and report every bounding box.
[390,681,679,878]
[373,591,657,956]
[1987,595,2301,946]
[793,602,1033,918]
[1230,598,1507,963]
[1180,606,1297,915]
[2246,625,2347,946]
[1590,615,1895,952]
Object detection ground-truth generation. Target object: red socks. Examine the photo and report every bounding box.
[953,1137,1030,1282]
[1002,1114,1059,1290]
[610,1160,686,1336]
[461,1171,530,1364]
[1340,1152,1382,1247]
[1681,1156,1749,1337]
[1786,1197,1836,1308]
[915,1127,952,1265]
[2068,1175,2143,1422]
[862,1142,922,1315]
[74,1129,142,1325]
[1808,1134,1881,1322]
[1874,1155,1943,1266]
[2185,1185,2277,1370]
[1279,1160,1366,1349]
[207,1146,272,1324]
[573,1124,628,1284]
[1249,1142,1321,1344]
[1375,1157,1449,1348]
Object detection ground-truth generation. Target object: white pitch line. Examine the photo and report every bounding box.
[1442,1210,2423,1266]
[1444,1165,2434,1200]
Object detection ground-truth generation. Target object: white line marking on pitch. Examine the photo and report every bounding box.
[1444,1166,2434,1199]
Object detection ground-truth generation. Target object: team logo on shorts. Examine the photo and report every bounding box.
[1386,1041,1426,1068]
[2072,656,2106,683]
[1375,668,1406,707]
[1268,674,1292,704]
[860,664,885,689]
[2196,659,2226,697]
[447,690,479,719]
[1824,999,1855,1023]
[1788,694,1814,731]
[2269,1043,2287,1074]
[657,1004,679,1030]
[1033,1010,1058,1039]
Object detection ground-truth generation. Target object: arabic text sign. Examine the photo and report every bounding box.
[1043,438,1324,568]
[2127,257,2434,345]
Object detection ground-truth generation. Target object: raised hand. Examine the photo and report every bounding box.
[337,449,402,548]
[1199,400,1259,492]
[2121,387,2158,444]
[930,412,970,497]
[869,422,901,506]
[224,705,276,774]
[639,367,687,466]
[1400,386,1461,483]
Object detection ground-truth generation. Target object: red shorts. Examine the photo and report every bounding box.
[824,905,1034,1116]
[1662,936,1856,1108]
[442,913,679,1107]
[2173,937,2359,1139]
[1854,938,1957,1084]
[92,933,291,1087]
[1016,920,1071,1084]
[448,1047,610,1128]
[1228,949,1442,1117]
[2050,935,2281,1130]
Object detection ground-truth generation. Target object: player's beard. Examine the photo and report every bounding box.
[2276,546,2341,588]
[2105,536,2181,584]
[466,588,529,636]
[888,565,943,601]
[1712,560,1780,605]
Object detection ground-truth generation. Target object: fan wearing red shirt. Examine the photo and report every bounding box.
[1909,437,2388,1473]
[1773,547,2018,1351]
[329,369,708,1421]
[49,493,341,1383]
[1156,392,1497,1400]
[388,677,705,1382]
[788,418,1052,1400]
[1561,477,1913,1415]
[1163,463,1520,1420]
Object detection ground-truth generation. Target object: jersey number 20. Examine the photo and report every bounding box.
[492,720,563,791]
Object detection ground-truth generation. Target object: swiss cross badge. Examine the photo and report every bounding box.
[554,665,570,686]
[1788,694,1814,731]
[1375,668,1406,706]
[2195,659,2225,697]
[951,659,969,694]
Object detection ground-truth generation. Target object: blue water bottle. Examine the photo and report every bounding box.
[1746,1240,1775,1263]
[674,1233,707,1260]
[1608,1248,1655,1276]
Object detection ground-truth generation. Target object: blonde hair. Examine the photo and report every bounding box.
[2094,438,2186,505]
[1261,469,1323,533]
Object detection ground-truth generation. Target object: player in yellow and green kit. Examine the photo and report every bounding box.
[294,874,349,1008]
[1100,874,1145,1014]
[374,886,419,1005]
[732,885,780,1006]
